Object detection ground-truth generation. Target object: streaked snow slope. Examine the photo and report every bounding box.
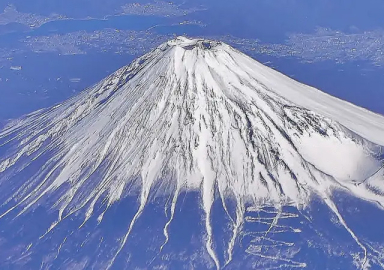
[0,37,384,269]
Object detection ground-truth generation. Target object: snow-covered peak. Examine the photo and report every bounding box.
[0,37,383,269]
[167,36,221,50]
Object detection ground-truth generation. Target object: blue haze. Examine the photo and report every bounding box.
[0,0,384,269]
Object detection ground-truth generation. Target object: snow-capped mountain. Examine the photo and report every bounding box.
[0,37,384,269]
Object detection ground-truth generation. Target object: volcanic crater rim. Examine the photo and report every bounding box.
[167,36,221,50]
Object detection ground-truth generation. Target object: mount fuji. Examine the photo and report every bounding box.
[0,37,384,269]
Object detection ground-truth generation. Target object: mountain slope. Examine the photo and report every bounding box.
[0,37,383,269]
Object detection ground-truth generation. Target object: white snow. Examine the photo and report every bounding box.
[0,36,383,269]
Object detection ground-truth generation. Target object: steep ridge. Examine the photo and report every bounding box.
[0,37,383,269]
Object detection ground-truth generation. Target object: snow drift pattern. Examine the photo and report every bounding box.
[0,37,383,269]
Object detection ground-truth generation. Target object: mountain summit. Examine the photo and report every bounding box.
[0,37,384,269]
